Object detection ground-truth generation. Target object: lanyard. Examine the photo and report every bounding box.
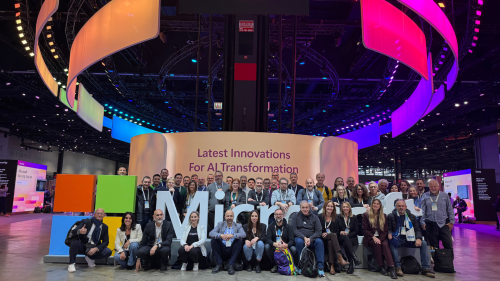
[360,199,364,205]
[200,186,207,191]
[187,194,194,206]
[252,228,257,238]
[276,225,284,238]
[325,218,332,230]
[142,188,149,201]
[280,190,288,201]
[344,216,350,228]
[256,192,263,201]
[430,193,440,204]
[231,192,237,202]
[307,190,314,200]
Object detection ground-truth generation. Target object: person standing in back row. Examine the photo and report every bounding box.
[0,184,9,217]
[207,171,229,232]
[420,179,454,265]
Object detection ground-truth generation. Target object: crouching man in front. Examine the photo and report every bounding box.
[68,208,112,273]
[209,210,246,275]
[135,209,174,272]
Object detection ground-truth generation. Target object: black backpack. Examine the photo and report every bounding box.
[401,255,422,274]
[64,219,92,247]
[299,247,318,278]
[34,207,41,213]
[433,248,455,273]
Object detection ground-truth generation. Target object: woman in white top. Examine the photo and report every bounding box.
[114,212,143,269]
[178,211,207,271]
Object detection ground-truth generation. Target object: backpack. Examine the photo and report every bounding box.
[34,207,41,213]
[42,206,51,213]
[433,248,455,273]
[401,255,422,274]
[274,248,296,275]
[298,247,318,278]
[64,219,92,247]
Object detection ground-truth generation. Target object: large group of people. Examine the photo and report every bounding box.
[66,166,457,279]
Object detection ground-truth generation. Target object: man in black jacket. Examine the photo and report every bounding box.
[68,208,111,273]
[136,176,156,231]
[388,199,434,278]
[288,172,304,198]
[136,209,175,272]
[247,178,269,209]
[265,208,296,273]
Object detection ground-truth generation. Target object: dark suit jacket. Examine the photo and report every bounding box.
[140,220,175,248]
[288,184,305,198]
[223,190,246,212]
[247,189,269,207]
[362,212,388,246]
[243,223,268,242]
[318,214,341,234]
[337,214,359,246]
[73,219,109,252]
[266,219,295,247]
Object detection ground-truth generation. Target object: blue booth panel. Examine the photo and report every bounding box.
[48,216,91,255]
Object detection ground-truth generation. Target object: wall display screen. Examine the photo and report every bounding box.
[443,169,473,218]
[457,185,469,199]
[470,169,497,221]
[13,161,47,212]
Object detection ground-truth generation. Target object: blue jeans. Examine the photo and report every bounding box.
[389,237,430,269]
[114,242,140,268]
[243,241,265,261]
[295,237,324,270]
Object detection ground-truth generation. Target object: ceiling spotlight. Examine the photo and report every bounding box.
[54,55,59,59]
[16,19,21,24]
[464,101,468,105]
[19,33,24,38]
[25,46,30,51]
[21,39,27,44]
[29,52,34,57]
[17,26,23,31]
[454,103,460,107]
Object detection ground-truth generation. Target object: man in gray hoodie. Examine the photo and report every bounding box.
[291,200,325,277]
[207,170,229,232]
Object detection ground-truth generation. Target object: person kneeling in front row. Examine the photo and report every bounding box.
[114,212,142,270]
[292,201,326,277]
[68,209,112,273]
[265,208,297,273]
[209,210,246,275]
[242,210,267,273]
[388,199,435,278]
[178,211,207,271]
[135,209,174,272]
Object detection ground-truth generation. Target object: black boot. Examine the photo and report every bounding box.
[228,264,235,275]
[347,260,354,274]
[352,252,362,266]
[388,266,398,279]
[380,267,388,276]
[247,263,253,272]
[160,264,168,271]
[212,264,222,274]
[255,261,261,273]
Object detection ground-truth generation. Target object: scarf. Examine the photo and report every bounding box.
[91,217,103,244]
[395,212,415,242]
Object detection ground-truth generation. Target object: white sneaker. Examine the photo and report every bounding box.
[85,256,96,267]
[193,263,199,271]
[181,263,188,271]
[68,263,76,273]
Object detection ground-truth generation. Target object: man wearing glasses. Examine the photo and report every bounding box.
[207,171,229,232]
[271,178,296,213]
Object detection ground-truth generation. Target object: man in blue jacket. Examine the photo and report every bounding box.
[209,210,246,275]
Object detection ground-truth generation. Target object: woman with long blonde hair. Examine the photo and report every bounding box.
[362,199,397,279]
[337,202,362,274]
